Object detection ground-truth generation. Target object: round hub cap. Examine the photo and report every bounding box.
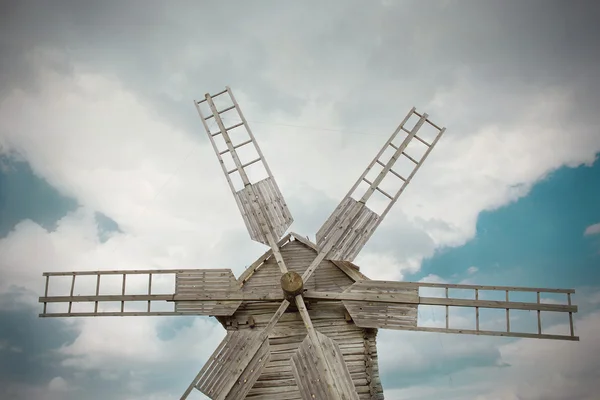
[280,271,304,297]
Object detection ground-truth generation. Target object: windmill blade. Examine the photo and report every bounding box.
[39,269,284,317]
[290,330,359,400]
[316,281,579,341]
[181,330,271,400]
[290,294,359,400]
[195,87,293,246]
[316,108,445,262]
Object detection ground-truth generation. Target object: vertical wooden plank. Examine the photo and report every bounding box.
[537,291,542,334]
[43,275,49,314]
[121,273,126,313]
[68,274,76,314]
[147,273,152,312]
[568,293,574,337]
[505,290,510,332]
[475,289,479,331]
[94,273,100,313]
[445,287,449,329]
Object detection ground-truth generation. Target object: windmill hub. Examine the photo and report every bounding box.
[280,271,304,298]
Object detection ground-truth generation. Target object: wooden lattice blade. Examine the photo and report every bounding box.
[316,108,445,262]
[335,280,579,341]
[340,280,419,330]
[195,87,293,246]
[39,269,284,317]
[290,331,359,400]
[234,177,294,245]
[181,330,271,400]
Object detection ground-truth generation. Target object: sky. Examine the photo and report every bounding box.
[0,0,599,399]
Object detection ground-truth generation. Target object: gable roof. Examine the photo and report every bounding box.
[236,232,368,287]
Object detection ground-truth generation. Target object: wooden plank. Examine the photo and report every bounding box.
[414,281,575,294]
[234,177,293,245]
[43,269,206,276]
[238,234,292,285]
[419,296,577,313]
[175,270,241,315]
[290,331,359,400]
[304,291,418,304]
[330,261,369,283]
[188,330,271,400]
[403,326,579,341]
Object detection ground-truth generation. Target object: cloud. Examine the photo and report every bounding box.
[1,2,599,398]
[467,266,478,275]
[48,376,70,392]
[584,222,600,236]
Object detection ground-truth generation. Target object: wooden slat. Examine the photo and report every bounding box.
[189,331,271,400]
[419,296,577,313]
[234,177,293,245]
[403,326,579,341]
[342,281,419,330]
[175,270,241,316]
[315,108,445,263]
[290,331,359,400]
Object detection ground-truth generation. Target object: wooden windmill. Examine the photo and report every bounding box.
[39,87,579,400]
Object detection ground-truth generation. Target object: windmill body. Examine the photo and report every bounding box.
[39,87,579,400]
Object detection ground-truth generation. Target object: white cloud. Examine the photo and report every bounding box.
[467,266,478,275]
[0,41,599,399]
[48,377,70,392]
[584,222,600,236]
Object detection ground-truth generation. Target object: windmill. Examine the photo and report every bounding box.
[39,87,579,400]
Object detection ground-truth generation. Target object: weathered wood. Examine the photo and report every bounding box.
[185,330,271,400]
[315,108,445,262]
[419,296,577,313]
[290,331,360,400]
[404,326,579,341]
[198,87,293,246]
[175,270,241,315]
[341,281,419,330]
[281,271,304,298]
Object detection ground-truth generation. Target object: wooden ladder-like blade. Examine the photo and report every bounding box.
[290,331,359,400]
[316,108,445,262]
[174,269,242,316]
[194,87,293,246]
[339,280,579,341]
[182,330,271,400]
[39,269,244,317]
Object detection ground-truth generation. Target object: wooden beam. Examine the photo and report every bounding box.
[419,296,577,313]
[303,290,418,304]
[39,291,284,303]
[413,281,575,294]
[402,326,579,341]
[42,269,212,276]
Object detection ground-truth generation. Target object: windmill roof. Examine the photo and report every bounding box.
[237,232,368,287]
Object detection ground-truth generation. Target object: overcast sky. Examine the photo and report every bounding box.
[1,1,599,399]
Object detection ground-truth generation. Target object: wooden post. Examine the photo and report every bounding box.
[537,291,542,334]
[121,273,126,313]
[147,273,152,313]
[568,293,574,337]
[68,274,76,314]
[43,275,49,314]
[475,289,479,331]
[94,273,100,313]
[505,290,510,332]
[445,287,449,329]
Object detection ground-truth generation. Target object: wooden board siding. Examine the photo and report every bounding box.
[241,239,356,294]
[175,269,241,315]
[229,238,385,399]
